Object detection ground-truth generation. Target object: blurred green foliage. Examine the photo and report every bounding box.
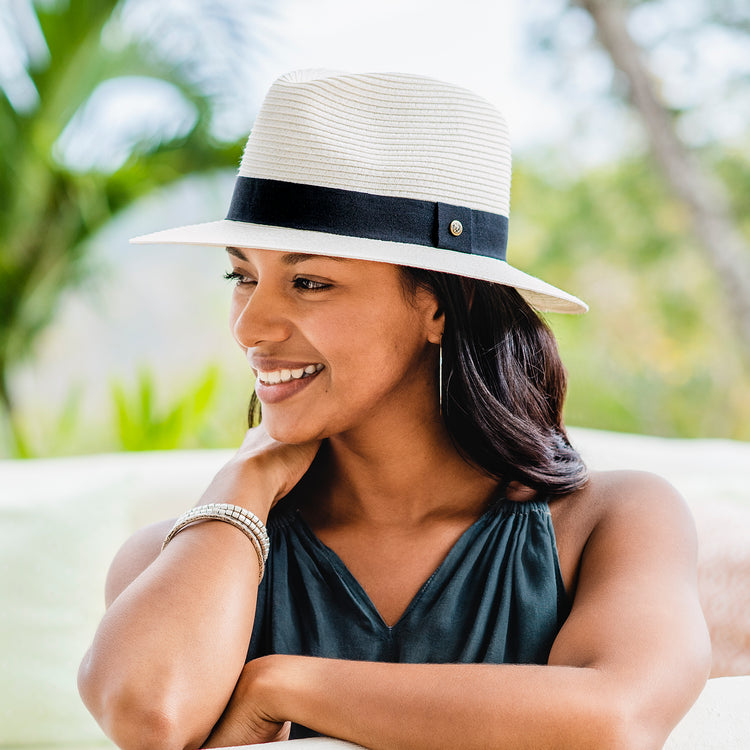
[0,0,260,455]
[512,152,750,440]
[4,363,250,457]
[111,366,220,451]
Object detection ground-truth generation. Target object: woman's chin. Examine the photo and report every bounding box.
[261,414,327,445]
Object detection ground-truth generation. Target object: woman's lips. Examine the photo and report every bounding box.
[256,363,324,385]
[252,363,325,404]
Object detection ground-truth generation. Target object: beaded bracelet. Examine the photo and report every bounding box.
[162,503,270,582]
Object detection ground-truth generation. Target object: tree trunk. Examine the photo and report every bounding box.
[577,0,750,362]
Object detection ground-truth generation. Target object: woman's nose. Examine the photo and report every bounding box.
[231,285,292,348]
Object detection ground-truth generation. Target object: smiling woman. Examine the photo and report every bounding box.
[226,248,444,444]
[77,69,710,750]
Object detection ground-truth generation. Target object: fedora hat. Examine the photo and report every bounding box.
[131,69,587,314]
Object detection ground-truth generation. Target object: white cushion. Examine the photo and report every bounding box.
[664,676,750,748]
[0,468,128,747]
[0,450,228,749]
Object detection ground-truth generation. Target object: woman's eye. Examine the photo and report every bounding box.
[224,270,255,287]
[293,277,330,291]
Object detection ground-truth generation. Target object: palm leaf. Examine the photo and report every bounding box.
[0,0,277,454]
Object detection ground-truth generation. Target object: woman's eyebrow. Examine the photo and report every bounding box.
[225,247,351,265]
[226,246,248,260]
[280,252,352,266]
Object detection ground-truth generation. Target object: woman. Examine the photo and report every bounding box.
[78,70,710,749]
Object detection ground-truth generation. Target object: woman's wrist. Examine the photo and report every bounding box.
[196,458,280,521]
[243,655,298,722]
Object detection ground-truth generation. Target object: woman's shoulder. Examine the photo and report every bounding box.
[557,469,690,526]
[550,469,695,596]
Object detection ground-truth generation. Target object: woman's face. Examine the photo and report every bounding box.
[226,247,443,444]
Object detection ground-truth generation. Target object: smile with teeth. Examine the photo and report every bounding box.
[256,363,324,385]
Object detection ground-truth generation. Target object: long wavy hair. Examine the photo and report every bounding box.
[248,266,588,498]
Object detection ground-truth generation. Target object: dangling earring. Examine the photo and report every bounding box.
[438,336,443,416]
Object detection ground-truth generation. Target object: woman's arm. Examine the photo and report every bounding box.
[206,472,711,750]
[77,428,320,750]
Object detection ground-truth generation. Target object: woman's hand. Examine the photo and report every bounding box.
[198,425,322,517]
[203,658,290,748]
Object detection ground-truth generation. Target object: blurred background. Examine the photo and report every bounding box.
[1,0,749,459]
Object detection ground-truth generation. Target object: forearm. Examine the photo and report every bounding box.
[258,656,656,750]
[78,429,323,750]
[79,521,263,750]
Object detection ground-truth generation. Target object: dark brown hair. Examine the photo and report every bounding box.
[400,267,588,497]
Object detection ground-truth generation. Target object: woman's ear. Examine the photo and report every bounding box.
[426,304,445,345]
[410,283,444,344]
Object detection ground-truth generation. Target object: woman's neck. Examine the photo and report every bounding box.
[302,407,499,528]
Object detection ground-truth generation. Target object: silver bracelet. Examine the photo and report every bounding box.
[162,503,270,582]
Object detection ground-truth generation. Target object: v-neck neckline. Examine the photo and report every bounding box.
[292,500,509,631]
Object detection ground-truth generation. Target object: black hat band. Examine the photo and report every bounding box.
[226,176,508,261]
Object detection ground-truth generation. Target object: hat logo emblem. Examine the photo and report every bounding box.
[449,219,463,237]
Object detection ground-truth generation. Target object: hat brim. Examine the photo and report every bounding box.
[130,219,588,314]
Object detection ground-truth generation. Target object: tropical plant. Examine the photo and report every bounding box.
[111,365,221,451]
[0,0,272,455]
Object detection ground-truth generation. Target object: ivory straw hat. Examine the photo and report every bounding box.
[131,69,587,314]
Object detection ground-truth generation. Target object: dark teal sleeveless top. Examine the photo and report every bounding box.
[247,496,570,737]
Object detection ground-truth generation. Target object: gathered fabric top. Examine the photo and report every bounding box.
[247,495,570,737]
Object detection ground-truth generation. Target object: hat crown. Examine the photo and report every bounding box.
[239,70,511,216]
[130,69,587,314]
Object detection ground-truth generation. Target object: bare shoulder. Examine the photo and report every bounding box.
[584,469,695,537]
[556,469,693,532]
[104,518,175,608]
[550,470,697,595]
